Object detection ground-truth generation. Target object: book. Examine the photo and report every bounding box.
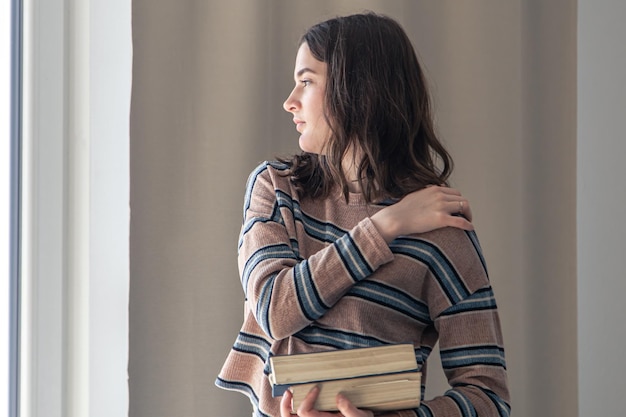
[268,344,421,412]
[289,371,421,412]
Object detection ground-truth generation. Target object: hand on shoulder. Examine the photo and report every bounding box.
[370,185,473,243]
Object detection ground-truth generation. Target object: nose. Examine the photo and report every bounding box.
[283,88,299,113]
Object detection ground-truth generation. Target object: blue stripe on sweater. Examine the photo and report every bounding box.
[255,263,330,338]
[242,161,290,220]
[214,377,270,417]
[240,188,347,250]
[416,344,432,367]
[335,233,373,282]
[446,389,477,417]
[454,384,511,417]
[390,238,470,304]
[485,387,512,417]
[439,287,498,316]
[275,190,347,243]
[465,230,489,276]
[242,163,270,222]
[440,345,507,370]
[255,275,276,337]
[241,244,297,293]
[239,206,283,250]
[293,261,329,321]
[293,326,390,350]
[417,404,434,417]
[232,332,272,363]
[279,189,349,245]
[347,280,433,326]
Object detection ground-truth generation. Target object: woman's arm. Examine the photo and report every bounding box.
[241,163,475,341]
[388,230,510,417]
[370,185,473,243]
[240,164,394,340]
[279,228,510,417]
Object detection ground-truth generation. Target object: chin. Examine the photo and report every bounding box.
[298,138,319,154]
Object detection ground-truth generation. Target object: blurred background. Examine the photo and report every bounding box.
[15,1,626,416]
[129,2,578,417]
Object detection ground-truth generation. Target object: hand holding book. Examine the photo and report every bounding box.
[270,344,421,414]
[280,386,374,417]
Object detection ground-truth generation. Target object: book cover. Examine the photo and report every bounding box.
[269,344,418,397]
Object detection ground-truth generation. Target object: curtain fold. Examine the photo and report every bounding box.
[130,2,577,416]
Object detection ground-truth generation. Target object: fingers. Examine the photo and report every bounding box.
[449,215,474,231]
[425,185,462,197]
[336,394,374,417]
[298,385,320,413]
[295,386,330,417]
[281,390,294,416]
[449,199,472,221]
[285,387,374,417]
[445,199,473,229]
[422,190,474,229]
[415,185,465,206]
[463,203,473,222]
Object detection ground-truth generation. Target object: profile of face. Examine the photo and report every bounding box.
[283,43,332,155]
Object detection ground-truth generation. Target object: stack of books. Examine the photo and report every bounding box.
[268,343,421,413]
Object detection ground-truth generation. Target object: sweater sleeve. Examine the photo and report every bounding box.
[238,163,394,340]
[387,229,511,417]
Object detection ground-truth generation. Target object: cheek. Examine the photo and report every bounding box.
[312,103,329,128]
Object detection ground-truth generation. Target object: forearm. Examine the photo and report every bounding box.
[241,216,394,340]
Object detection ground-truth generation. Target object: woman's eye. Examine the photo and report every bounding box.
[300,79,311,87]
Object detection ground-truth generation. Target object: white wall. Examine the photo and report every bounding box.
[20,0,130,416]
[577,1,626,415]
[88,1,131,415]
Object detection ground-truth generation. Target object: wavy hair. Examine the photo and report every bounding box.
[281,12,453,203]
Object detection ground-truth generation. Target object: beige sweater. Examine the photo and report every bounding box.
[216,161,510,417]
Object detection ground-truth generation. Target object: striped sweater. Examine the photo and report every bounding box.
[216,161,510,417]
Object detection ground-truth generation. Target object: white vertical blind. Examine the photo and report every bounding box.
[20,0,130,416]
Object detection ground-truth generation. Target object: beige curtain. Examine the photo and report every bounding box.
[130,1,576,416]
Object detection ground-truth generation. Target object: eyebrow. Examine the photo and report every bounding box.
[296,67,317,77]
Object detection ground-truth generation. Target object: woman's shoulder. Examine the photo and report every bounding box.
[245,160,297,196]
[247,160,290,179]
[392,226,489,288]
[411,226,484,262]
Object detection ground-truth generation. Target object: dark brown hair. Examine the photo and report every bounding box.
[281,12,453,203]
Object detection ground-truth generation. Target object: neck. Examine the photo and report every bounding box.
[346,179,362,193]
[342,145,364,193]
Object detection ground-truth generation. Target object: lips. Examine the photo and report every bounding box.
[293,118,305,132]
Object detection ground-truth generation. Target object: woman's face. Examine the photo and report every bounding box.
[283,43,332,155]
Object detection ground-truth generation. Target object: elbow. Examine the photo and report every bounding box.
[252,283,297,340]
[254,297,303,341]
[252,293,310,341]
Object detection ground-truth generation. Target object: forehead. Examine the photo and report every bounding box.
[293,43,327,77]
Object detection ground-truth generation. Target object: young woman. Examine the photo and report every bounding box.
[216,13,510,417]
